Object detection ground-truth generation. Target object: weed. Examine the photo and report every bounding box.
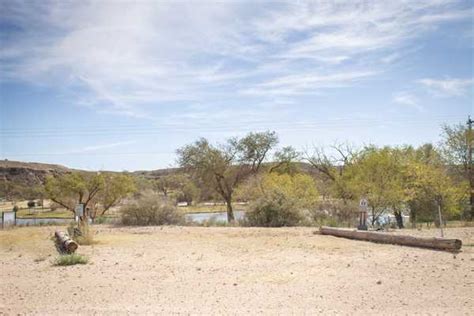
[54,253,88,266]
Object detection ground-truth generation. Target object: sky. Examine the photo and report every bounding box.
[0,0,473,171]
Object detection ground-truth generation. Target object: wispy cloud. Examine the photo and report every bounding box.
[393,92,422,111]
[0,1,471,117]
[418,78,474,97]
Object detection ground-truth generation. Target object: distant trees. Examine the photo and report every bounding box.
[45,172,135,221]
[305,141,467,228]
[153,174,200,204]
[177,131,278,222]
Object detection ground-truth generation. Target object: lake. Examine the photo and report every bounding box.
[1,210,247,226]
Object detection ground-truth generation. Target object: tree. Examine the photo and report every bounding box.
[153,174,182,197]
[91,173,136,220]
[45,172,135,222]
[178,179,200,205]
[269,146,300,174]
[440,123,473,219]
[305,143,358,202]
[347,147,406,227]
[177,131,278,222]
[405,160,466,226]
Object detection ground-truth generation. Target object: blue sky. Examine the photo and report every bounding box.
[0,0,473,171]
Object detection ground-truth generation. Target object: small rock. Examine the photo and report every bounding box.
[376,280,382,285]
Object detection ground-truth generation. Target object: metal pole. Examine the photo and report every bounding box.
[467,116,473,220]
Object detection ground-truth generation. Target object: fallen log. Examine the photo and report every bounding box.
[55,231,78,254]
[319,226,462,252]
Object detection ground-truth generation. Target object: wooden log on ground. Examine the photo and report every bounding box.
[54,231,78,254]
[319,226,462,252]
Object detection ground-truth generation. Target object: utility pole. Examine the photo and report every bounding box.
[468,116,473,220]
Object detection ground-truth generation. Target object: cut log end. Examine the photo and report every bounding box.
[54,231,79,254]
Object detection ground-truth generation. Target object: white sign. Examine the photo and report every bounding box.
[2,211,16,228]
[359,198,368,208]
[75,204,84,217]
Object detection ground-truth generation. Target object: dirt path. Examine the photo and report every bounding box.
[1,226,473,315]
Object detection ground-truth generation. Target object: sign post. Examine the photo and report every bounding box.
[358,198,368,230]
[75,203,84,222]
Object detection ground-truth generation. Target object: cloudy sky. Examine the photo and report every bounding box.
[0,0,472,171]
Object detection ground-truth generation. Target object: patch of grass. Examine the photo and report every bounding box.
[54,253,88,266]
[181,204,248,214]
[16,208,73,219]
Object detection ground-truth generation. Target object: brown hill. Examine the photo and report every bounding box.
[0,159,72,187]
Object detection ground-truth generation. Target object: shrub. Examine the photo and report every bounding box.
[27,200,36,208]
[120,193,184,226]
[54,254,88,266]
[309,199,358,227]
[245,193,304,227]
[12,205,19,212]
[67,222,97,245]
[240,173,318,227]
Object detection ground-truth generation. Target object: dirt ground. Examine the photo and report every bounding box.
[0,225,473,315]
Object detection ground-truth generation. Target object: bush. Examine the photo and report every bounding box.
[120,193,184,226]
[309,199,358,227]
[67,222,96,245]
[54,254,88,266]
[27,200,36,208]
[245,193,304,227]
[239,173,318,227]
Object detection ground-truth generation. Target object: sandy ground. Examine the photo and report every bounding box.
[0,225,473,315]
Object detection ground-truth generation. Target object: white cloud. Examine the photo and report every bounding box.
[393,92,422,111]
[418,78,474,97]
[0,1,471,116]
[242,71,376,96]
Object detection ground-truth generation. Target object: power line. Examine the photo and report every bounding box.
[0,115,465,138]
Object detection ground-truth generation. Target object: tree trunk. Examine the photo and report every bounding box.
[226,198,234,223]
[470,185,474,221]
[319,227,462,252]
[394,210,404,229]
[409,208,416,228]
[370,208,377,226]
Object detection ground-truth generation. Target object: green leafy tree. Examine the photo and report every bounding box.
[45,172,135,221]
[405,160,466,226]
[440,123,473,219]
[347,147,406,227]
[177,131,278,222]
[91,174,136,220]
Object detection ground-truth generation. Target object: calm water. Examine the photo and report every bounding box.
[1,210,247,226]
[185,210,246,223]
